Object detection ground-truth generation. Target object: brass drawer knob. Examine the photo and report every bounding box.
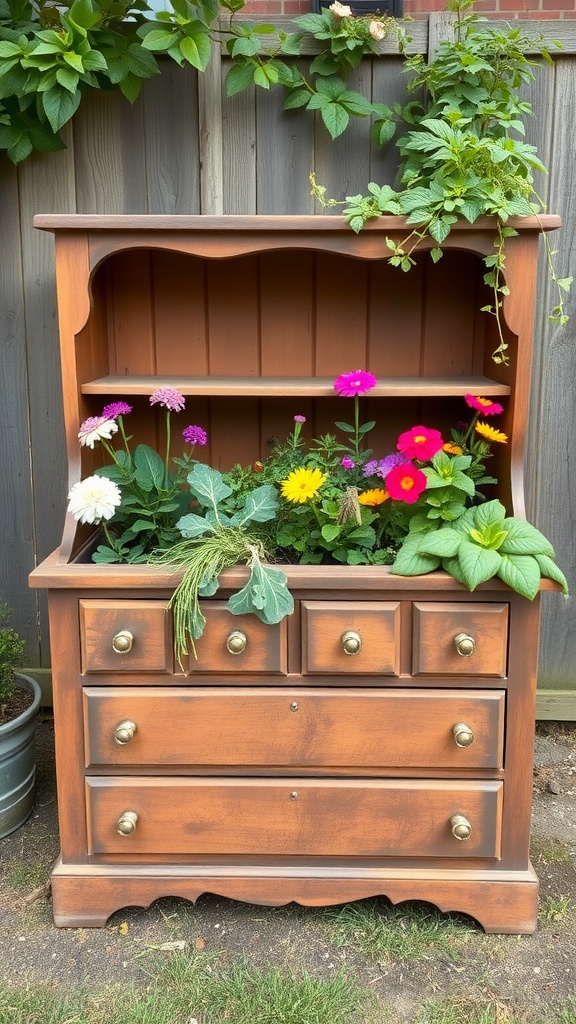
[453,632,476,657]
[341,630,362,656]
[450,814,472,841]
[226,630,247,654]
[116,810,138,836]
[112,630,134,654]
[452,722,475,748]
[114,720,137,745]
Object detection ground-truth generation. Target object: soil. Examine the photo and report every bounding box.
[0,715,575,1020]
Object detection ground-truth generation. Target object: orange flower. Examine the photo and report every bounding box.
[475,422,508,444]
[443,442,463,455]
[358,488,389,506]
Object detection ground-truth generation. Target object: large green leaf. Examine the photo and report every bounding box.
[232,484,279,526]
[134,444,165,492]
[186,463,232,509]
[176,512,212,539]
[497,553,541,600]
[391,534,441,577]
[41,83,81,132]
[418,527,463,558]
[500,518,555,557]
[227,559,294,624]
[457,539,501,590]
[534,554,569,594]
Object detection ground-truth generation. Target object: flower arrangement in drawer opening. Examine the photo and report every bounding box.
[68,374,567,661]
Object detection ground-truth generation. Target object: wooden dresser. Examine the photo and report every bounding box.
[30,214,559,932]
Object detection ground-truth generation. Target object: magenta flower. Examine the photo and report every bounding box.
[333,370,378,397]
[294,415,306,424]
[397,425,444,462]
[102,401,132,420]
[150,387,185,412]
[182,425,208,446]
[386,463,427,505]
[341,457,355,469]
[465,394,504,417]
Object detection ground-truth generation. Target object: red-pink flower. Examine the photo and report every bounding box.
[397,425,444,461]
[386,463,427,504]
[333,370,378,397]
[465,394,504,416]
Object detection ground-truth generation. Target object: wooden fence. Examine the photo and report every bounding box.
[1,15,575,716]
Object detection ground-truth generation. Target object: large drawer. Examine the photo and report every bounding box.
[412,603,509,677]
[83,686,505,769]
[86,777,503,858]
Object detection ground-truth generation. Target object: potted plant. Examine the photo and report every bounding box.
[0,603,42,839]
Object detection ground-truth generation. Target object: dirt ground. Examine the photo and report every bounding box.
[0,715,575,1019]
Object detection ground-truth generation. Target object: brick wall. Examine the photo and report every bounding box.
[241,0,576,19]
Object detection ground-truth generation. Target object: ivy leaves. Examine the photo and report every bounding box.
[391,499,568,599]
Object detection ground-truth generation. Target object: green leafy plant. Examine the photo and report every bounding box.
[0,602,25,704]
[158,463,293,663]
[392,498,568,599]
[310,0,571,359]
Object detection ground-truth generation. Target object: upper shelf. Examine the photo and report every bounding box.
[81,376,512,397]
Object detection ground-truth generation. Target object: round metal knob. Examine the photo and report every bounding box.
[452,722,475,748]
[450,814,472,841]
[341,630,362,656]
[112,630,134,654]
[116,810,138,836]
[453,632,476,657]
[226,630,247,655]
[114,720,137,745]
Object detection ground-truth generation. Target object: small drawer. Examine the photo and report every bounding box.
[80,600,173,674]
[190,603,287,674]
[412,603,509,677]
[83,686,505,769]
[301,601,401,675]
[86,777,503,858]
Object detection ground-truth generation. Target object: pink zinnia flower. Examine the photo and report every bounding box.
[333,370,378,397]
[465,394,504,416]
[182,425,208,446]
[397,425,444,462]
[150,387,185,412]
[101,401,132,419]
[386,463,427,504]
[294,415,306,424]
[341,457,355,469]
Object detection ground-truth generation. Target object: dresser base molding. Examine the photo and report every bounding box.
[50,858,539,933]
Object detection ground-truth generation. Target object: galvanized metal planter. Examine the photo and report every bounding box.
[0,673,41,839]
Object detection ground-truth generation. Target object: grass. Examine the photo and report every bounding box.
[540,894,574,923]
[314,899,475,965]
[0,954,375,1024]
[530,838,572,866]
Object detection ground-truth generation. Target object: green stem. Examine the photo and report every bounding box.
[165,410,171,482]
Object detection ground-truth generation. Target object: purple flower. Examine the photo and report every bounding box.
[150,387,185,412]
[333,370,378,397]
[294,415,306,424]
[182,424,208,446]
[377,452,408,479]
[362,452,405,479]
[102,401,132,420]
[341,457,355,469]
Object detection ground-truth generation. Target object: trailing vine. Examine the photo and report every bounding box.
[0,0,570,346]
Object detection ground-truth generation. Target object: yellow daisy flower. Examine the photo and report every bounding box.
[357,488,389,506]
[475,421,508,444]
[443,442,463,455]
[280,467,327,503]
